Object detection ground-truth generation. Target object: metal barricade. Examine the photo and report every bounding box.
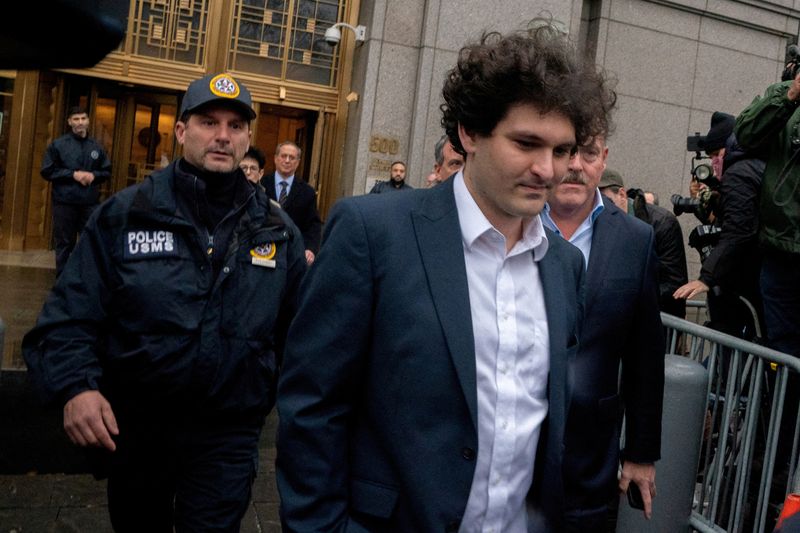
[662,313,800,533]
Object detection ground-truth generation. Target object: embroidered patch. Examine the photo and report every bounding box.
[250,242,276,268]
[209,74,240,99]
[90,150,99,160]
[123,230,179,259]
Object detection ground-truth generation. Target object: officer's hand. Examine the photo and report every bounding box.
[305,249,315,265]
[673,279,709,300]
[72,170,91,186]
[63,390,119,452]
[619,461,656,519]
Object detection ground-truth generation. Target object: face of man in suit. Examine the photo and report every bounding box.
[275,143,301,178]
[458,102,575,235]
[549,136,609,218]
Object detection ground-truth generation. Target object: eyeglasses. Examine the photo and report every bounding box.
[240,164,261,173]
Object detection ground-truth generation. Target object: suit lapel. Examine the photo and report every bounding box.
[538,242,569,430]
[411,181,478,431]
[584,198,618,314]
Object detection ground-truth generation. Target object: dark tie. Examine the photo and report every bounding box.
[279,181,288,205]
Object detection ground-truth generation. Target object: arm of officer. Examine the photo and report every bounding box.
[22,207,115,441]
[40,143,75,183]
[64,390,118,451]
[91,144,112,184]
[276,199,374,532]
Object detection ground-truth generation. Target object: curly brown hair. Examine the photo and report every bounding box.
[441,21,616,156]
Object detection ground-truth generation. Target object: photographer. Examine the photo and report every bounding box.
[673,112,764,338]
[735,64,800,357]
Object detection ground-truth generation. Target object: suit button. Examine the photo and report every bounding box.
[461,447,475,461]
[445,518,461,532]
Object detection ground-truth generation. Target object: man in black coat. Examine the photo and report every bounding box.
[41,106,112,276]
[599,170,689,319]
[261,141,322,264]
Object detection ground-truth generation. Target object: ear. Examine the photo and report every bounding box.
[457,123,478,155]
[175,121,186,146]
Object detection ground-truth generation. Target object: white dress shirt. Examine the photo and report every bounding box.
[541,188,604,266]
[453,173,551,533]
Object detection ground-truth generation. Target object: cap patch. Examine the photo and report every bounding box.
[209,74,240,99]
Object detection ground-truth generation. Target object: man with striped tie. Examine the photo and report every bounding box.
[261,141,322,265]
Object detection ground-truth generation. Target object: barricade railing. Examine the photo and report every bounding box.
[661,312,800,533]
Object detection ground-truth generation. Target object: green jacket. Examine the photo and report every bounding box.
[735,80,800,254]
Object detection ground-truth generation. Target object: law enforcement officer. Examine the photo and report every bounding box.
[23,73,306,532]
[41,106,112,276]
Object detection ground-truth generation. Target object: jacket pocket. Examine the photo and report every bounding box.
[598,393,622,421]
[349,478,399,520]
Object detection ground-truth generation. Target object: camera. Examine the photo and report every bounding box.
[323,26,341,46]
[782,44,800,81]
[671,194,700,216]
[688,224,722,262]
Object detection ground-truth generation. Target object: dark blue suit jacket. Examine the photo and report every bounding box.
[276,178,585,532]
[562,197,664,522]
[262,173,323,253]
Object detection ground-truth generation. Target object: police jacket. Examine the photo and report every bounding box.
[735,80,800,254]
[698,142,764,302]
[23,160,306,423]
[41,132,111,205]
[369,179,413,193]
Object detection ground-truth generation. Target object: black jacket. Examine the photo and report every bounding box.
[262,173,322,254]
[369,179,413,194]
[41,132,111,205]
[699,143,764,303]
[631,198,688,318]
[23,160,306,421]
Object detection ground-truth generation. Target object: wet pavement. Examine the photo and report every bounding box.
[0,254,282,531]
[0,411,282,532]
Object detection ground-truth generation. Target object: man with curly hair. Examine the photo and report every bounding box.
[276,22,615,532]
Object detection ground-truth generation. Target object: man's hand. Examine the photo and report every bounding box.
[619,461,656,519]
[72,170,95,186]
[63,390,119,452]
[673,279,709,300]
[305,249,315,265]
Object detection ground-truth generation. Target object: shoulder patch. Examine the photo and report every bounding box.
[124,230,179,260]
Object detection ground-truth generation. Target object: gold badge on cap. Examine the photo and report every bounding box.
[250,242,277,268]
[209,74,240,99]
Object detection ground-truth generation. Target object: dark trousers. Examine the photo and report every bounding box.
[760,249,800,520]
[105,417,261,533]
[760,249,800,356]
[52,202,96,276]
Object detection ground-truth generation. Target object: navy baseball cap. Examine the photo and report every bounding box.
[179,73,256,120]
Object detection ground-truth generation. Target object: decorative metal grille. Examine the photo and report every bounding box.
[129,0,208,65]
[230,0,345,87]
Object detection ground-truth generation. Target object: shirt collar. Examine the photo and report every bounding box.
[453,172,549,261]
[542,187,605,234]
[275,172,295,186]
